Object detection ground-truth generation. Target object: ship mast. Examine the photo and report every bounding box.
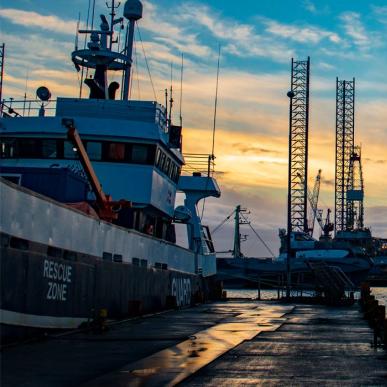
[71,0,142,100]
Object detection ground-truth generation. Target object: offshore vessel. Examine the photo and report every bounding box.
[0,0,221,341]
[217,206,373,288]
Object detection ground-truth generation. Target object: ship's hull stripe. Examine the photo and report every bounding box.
[0,309,87,329]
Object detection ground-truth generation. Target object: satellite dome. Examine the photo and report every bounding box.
[124,0,143,21]
[36,86,51,101]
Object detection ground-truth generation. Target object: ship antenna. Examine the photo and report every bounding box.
[179,53,184,127]
[74,12,81,51]
[168,62,174,127]
[90,0,96,30]
[211,44,221,158]
[79,0,92,98]
[106,0,123,49]
[165,88,168,126]
[136,24,157,101]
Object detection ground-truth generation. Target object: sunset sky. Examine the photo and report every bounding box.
[1,0,386,256]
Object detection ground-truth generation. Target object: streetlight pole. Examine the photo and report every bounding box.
[286,88,295,300]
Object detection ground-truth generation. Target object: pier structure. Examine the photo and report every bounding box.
[2,300,386,386]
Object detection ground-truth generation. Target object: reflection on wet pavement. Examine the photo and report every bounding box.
[84,303,294,386]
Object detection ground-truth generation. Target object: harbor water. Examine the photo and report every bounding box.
[226,287,387,306]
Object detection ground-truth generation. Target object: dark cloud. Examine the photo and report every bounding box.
[232,143,281,155]
[364,158,386,164]
[321,177,335,186]
[257,160,286,165]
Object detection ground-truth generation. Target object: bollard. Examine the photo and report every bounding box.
[93,308,108,333]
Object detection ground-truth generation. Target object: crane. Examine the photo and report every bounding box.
[63,118,131,222]
[307,169,322,236]
[298,170,323,237]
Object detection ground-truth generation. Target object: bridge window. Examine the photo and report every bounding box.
[132,144,148,164]
[106,142,125,161]
[86,142,102,160]
[1,138,16,158]
[64,141,78,159]
[0,137,176,175]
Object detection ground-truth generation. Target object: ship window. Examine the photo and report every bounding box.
[159,152,166,170]
[18,139,41,158]
[155,148,161,166]
[86,142,102,160]
[164,157,170,174]
[64,141,78,159]
[41,140,57,158]
[106,142,125,161]
[102,252,113,261]
[171,164,178,182]
[1,138,17,158]
[113,254,123,263]
[132,144,148,164]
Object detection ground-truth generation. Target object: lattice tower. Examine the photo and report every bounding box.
[288,57,310,233]
[346,145,364,230]
[334,78,355,234]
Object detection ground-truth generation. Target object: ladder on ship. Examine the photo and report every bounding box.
[306,260,355,303]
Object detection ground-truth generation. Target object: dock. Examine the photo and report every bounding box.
[2,300,387,386]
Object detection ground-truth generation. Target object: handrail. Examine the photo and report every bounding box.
[182,153,215,177]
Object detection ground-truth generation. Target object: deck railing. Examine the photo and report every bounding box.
[182,153,215,177]
[1,99,57,117]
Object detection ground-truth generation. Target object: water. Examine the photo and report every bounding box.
[226,287,387,306]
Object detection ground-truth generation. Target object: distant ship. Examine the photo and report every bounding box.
[0,0,221,341]
[217,206,373,288]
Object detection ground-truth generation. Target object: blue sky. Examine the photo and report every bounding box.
[1,0,386,255]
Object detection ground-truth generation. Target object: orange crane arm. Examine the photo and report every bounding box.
[63,118,108,208]
[62,118,131,222]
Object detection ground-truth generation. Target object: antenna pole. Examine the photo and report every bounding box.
[211,44,221,158]
[0,43,5,107]
[168,62,173,127]
[122,19,136,100]
[165,88,168,126]
[109,0,116,49]
[179,53,184,127]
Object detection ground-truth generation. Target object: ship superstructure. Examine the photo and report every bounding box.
[0,0,221,340]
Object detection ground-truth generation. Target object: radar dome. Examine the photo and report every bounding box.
[124,0,143,20]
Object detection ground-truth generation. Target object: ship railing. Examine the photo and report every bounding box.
[182,153,216,177]
[1,99,57,118]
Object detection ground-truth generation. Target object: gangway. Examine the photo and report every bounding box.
[306,260,355,303]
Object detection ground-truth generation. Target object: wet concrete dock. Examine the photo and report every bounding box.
[2,301,387,386]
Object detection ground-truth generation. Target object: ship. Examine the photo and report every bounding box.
[216,206,373,288]
[0,0,221,342]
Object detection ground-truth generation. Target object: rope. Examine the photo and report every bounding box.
[212,209,235,234]
[136,24,157,101]
[240,213,276,258]
[211,44,221,157]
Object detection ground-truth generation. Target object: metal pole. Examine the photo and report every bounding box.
[122,19,135,100]
[286,62,294,300]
